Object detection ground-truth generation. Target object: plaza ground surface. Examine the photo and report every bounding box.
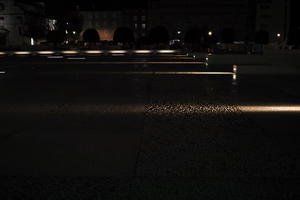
[0,54,299,199]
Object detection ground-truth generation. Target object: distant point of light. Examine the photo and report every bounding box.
[208,31,213,36]
[37,51,55,55]
[65,30,68,34]
[109,50,127,54]
[30,38,34,46]
[135,50,153,54]
[14,51,31,55]
[239,106,300,113]
[157,50,176,54]
[85,50,103,54]
[62,50,79,54]
[233,65,238,73]
[177,31,182,34]
[277,33,281,38]
[205,57,209,61]
[73,31,76,35]
[232,74,237,81]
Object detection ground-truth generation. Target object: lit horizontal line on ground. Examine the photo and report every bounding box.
[134,50,153,54]
[0,71,6,74]
[15,61,207,65]
[3,104,299,115]
[238,106,300,112]
[67,57,87,60]
[0,50,184,56]
[85,50,104,54]
[62,51,79,54]
[64,71,234,75]
[37,51,55,55]
[159,54,191,57]
[13,51,32,55]
[154,72,235,75]
[111,54,125,56]
[109,50,127,54]
[47,56,64,59]
[84,61,206,65]
[157,50,177,53]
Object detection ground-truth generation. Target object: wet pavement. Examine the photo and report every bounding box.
[0,54,299,199]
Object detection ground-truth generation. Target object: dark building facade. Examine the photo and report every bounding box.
[256,0,290,44]
[288,0,300,46]
[0,0,46,47]
[77,9,147,42]
[127,9,147,40]
[147,0,252,42]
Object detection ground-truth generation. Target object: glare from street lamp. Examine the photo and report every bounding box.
[277,33,281,38]
[208,31,213,36]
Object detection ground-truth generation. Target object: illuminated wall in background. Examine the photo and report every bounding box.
[98,29,114,41]
[80,11,125,41]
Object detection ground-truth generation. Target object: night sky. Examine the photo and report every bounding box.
[18,0,145,16]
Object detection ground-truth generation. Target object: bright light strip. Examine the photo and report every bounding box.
[14,51,31,55]
[75,61,206,65]
[0,52,7,55]
[62,50,79,54]
[134,50,153,54]
[93,71,235,75]
[85,50,103,54]
[109,50,127,54]
[238,106,300,112]
[153,72,235,75]
[0,71,6,74]
[37,51,55,55]
[157,50,177,54]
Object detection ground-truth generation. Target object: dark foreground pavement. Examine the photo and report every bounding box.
[0,55,299,199]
